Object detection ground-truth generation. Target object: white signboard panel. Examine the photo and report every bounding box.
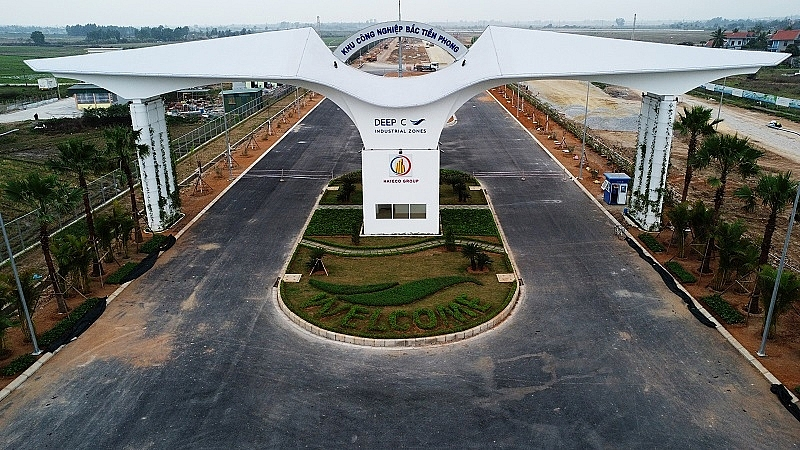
[334,21,468,62]
[362,148,440,235]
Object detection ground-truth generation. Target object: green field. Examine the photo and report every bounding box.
[0,46,84,83]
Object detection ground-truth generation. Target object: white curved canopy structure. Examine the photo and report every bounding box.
[27,26,786,148]
[26,25,788,235]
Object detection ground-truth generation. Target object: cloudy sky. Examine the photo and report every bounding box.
[2,0,798,27]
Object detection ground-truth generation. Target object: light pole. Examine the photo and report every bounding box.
[757,180,800,357]
[579,81,590,180]
[0,211,41,355]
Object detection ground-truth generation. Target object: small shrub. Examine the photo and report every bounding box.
[701,294,745,325]
[638,233,665,252]
[1,353,38,377]
[665,261,697,283]
[106,262,137,284]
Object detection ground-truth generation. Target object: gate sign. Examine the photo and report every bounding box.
[334,21,468,62]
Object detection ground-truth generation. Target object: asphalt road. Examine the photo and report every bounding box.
[0,95,798,449]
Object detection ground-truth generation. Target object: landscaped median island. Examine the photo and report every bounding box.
[280,170,517,341]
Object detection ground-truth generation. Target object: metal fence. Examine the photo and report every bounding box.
[0,93,60,114]
[1,85,303,264]
[2,169,136,262]
[170,85,294,161]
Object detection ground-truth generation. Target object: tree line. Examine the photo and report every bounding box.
[62,23,254,43]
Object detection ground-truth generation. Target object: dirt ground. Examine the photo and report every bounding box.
[0,93,323,388]
[488,86,800,391]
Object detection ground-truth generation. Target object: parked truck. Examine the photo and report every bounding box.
[414,62,439,72]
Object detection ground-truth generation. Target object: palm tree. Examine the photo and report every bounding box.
[666,202,692,258]
[689,133,763,273]
[690,133,763,217]
[461,243,479,271]
[50,138,104,276]
[104,126,149,244]
[674,105,721,202]
[0,270,42,342]
[758,265,800,338]
[711,220,756,291]
[735,172,798,267]
[53,234,93,293]
[735,171,798,312]
[2,173,82,313]
[710,27,726,48]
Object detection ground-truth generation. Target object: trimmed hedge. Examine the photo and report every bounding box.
[37,297,105,349]
[305,209,363,236]
[106,262,138,284]
[665,261,697,284]
[309,279,399,295]
[638,233,665,253]
[338,276,481,307]
[701,295,745,325]
[441,209,498,237]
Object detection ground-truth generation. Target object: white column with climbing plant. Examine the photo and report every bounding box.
[629,92,677,231]
[129,97,181,232]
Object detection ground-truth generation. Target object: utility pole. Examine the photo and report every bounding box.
[0,211,41,355]
[631,14,637,41]
[398,0,403,78]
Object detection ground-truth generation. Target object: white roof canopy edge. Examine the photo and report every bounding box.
[26,26,788,110]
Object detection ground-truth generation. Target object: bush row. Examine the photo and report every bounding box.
[139,234,168,254]
[305,209,363,236]
[309,279,399,295]
[441,209,498,237]
[37,297,105,349]
[106,262,138,284]
[665,261,697,283]
[338,276,481,307]
[701,295,745,325]
[638,233,665,253]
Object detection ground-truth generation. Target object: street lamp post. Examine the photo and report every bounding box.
[0,211,42,355]
[757,181,800,357]
[579,81,590,180]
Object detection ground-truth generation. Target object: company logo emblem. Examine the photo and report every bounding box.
[390,155,412,176]
[410,118,426,126]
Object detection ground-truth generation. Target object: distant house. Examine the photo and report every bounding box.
[66,83,126,110]
[768,30,800,52]
[724,31,757,50]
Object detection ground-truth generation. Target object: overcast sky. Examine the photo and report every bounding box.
[2,0,798,27]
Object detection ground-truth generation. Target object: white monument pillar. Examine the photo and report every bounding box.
[629,92,678,231]
[129,97,181,232]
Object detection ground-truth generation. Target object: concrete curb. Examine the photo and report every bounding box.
[274,182,522,348]
[0,97,325,403]
[491,91,799,406]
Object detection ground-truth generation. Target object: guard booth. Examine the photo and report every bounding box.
[601,173,631,205]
